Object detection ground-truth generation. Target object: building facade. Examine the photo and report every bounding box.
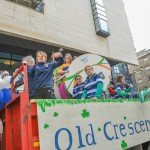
[0,1,149,149]
[0,0,138,74]
[111,63,132,84]
[128,49,150,91]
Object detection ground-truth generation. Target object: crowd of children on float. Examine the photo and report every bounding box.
[0,51,134,100]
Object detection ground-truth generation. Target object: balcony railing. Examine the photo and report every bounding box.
[6,0,44,13]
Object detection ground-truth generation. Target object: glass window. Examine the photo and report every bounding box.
[123,64,128,72]
[95,4,105,11]
[0,59,11,72]
[99,14,107,21]
[93,8,106,16]
[12,54,24,61]
[6,0,44,13]
[10,61,21,73]
[97,9,106,16]
[100,19,109,32]
[92,4,105,12]
[91,0,110,37]
[0,51,24,75]
[0,52,11,59]
[114,65,120,74]
[95,0,103,6]
[94,18,109,35]
[94,13,107,21]
[91,0,103,6]
[0,59,21,75]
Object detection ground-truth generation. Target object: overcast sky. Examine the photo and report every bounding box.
[123,0,150,52]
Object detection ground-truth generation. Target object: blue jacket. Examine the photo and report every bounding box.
[29,57,64,90]
[82,73,103,99]
[73,82,84,99]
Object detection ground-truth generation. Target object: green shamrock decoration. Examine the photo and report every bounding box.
[81,109,90,118]
[98,127,101,132]
[54,112,58,117]
[124,116,127,120]
[121,140,128,149]
[44,124,49,129]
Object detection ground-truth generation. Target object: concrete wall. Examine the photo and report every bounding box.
[0,0,138,65]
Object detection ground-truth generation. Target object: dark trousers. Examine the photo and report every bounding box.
[34,87,55,99]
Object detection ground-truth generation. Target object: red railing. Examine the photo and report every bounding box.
[11,64,29,100]
[0,64,39,150]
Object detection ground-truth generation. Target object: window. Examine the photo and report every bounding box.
[0,52,11,59]
[95,0,103,6]
[0,59,21,75]
[91,0,103,6]
[12,54,24,61]
[99,19,109,32]
[90,0,110,37]
[94,14,107,21]
[0,52,24,75]
[93,9,106,18]
[123,64,128,72]
[6,0,44,13]
[92,4,105,12]
[114,65,120,74]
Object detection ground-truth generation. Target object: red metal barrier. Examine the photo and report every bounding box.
[0,64,40,150]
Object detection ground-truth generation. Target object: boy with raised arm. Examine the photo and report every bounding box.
[28,51,63,99]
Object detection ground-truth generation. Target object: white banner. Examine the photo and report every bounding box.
[37,99,150,150]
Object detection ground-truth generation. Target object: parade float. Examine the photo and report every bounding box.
[0,54,149,150]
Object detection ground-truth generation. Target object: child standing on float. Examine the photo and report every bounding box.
[82,65,104,100]
[115,74,132,98]
[57,53,72,99]
[28,51,63,99]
